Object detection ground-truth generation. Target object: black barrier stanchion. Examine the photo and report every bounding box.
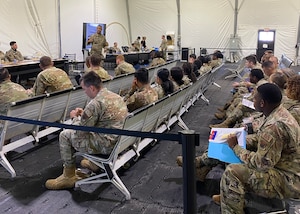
[179,130,199,214]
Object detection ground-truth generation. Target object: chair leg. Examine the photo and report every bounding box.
[111,171,131,200]
[0,152,16,177]
[212,82,221,88]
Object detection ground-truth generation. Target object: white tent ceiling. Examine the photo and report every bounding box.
[0,0,299,61]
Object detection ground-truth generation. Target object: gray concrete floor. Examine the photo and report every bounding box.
[0,63,296,214]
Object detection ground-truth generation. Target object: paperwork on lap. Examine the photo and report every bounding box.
[208,127,246,163]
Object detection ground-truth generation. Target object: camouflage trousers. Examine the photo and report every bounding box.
[226,97,242,117]
[227,103,254,125]
[197,150,222,167]
[220,164,298,214]
[59,129,114,167]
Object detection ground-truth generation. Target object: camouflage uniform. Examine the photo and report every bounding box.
[114,61,135,76]
[160,38,168,59]
[282,97,300,125]
[91,67,111,81]
[0,51,5,60]
[220,105,300,213]
[32,66,73,96]
[59,88,128,167]
[88,33,107,58]
[209,59,222,68]
[113,47,121,53]
[0,79,29,132]
[0,79,29,114]
[154,84,165,99]
[182,75,191,85]
[5,48,24,62]
[199,64,212,75]
[172,80,185,92]
[133,39,141,52]
[225,79,268,117]
[149,58,166,67]
[125,86,158,112]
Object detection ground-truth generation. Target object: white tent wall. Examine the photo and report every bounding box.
[180,0,234,56]
[1,0,300,63]
[237,0,300,60]
[127,0,237,57]
[0,0,58,59]
[128,0,300,59]
[60,0,130,61]
[128,0,178,50]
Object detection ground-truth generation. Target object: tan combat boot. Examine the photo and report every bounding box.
[209,118,233,128]
[217,107,225,112]
[176,156,202,168]
[196,166,212,182]
[214,112,226,120]
[81,158,100,172]
[45,165,78,190]
[212,194,221,205]
[176,156,183,167]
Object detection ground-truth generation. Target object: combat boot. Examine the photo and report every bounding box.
[214,112,226,120]
[196,166,212,182]
[212,194,221,205]
[176,156,202,168]
[176,156,183,167]
[81,158,100,172]
[217,107,225,112]
[209,118,233,128]
[45,165,78,190]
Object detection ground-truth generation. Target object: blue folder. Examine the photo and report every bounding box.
[208,127,246,164]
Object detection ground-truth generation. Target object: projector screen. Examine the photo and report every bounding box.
[82,23,106,49]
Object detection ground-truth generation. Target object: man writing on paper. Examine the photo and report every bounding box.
[213,83,300,213]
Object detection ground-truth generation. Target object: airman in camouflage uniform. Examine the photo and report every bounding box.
[0,68,29,114]
[217,83,300,213]
[149,50,166,68]
[160,35,168,60]
[124,68,158,112]
[31,56,73,96]
[5,41,24,62]
[87,25,107,58]
[45,71,128,190]
[87,54,111,81]
[114,55,135,76]
[149,57,166,68]
[154,68,174,99]
[0,68,29,141]
[211,69,267,127]
[0,51,5,61]
[92,67,111,81]
[170,66,187,91]
[133,36,141,52]
[283,75,300,125]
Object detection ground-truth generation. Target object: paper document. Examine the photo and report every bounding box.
[208,127,246,163]
[242,98,255,110]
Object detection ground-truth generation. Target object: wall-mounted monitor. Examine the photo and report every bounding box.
[82,23,106,50]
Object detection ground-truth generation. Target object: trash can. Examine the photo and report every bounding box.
[181,47,189,61]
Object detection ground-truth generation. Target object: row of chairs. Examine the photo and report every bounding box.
[279,54,293,69]
[0,60,179,177]
[74,64,224,200]
[106,60,177,95]
[224,53,294,81]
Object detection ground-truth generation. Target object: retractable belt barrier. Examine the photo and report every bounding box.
[0,114,199,214]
